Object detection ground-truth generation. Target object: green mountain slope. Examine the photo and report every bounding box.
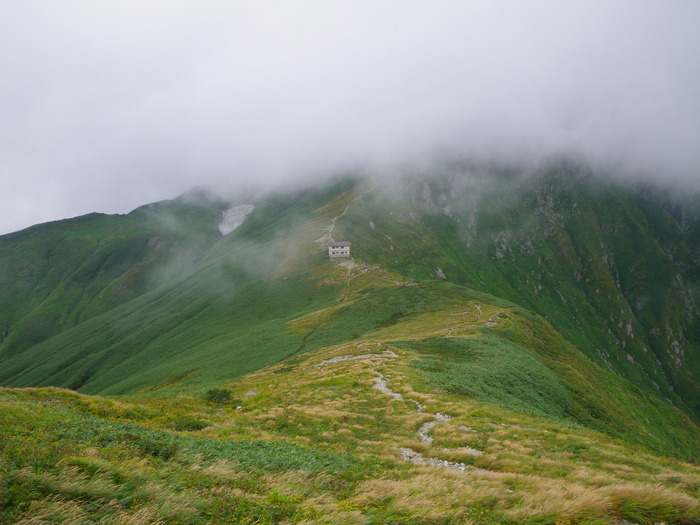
[0,189,230,358]
[338,168,700,418]
[2,167,700,523]
[0,180,356,393]
[1,170,698,434]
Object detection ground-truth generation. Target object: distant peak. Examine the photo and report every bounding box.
[177,186,220,204]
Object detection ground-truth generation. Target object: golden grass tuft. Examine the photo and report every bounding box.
[12,497,91,525]
[604,482,700,519]
[352,472,515,521]
[115,508,166,525]
[506,483,613,522]
[505,480,700,523]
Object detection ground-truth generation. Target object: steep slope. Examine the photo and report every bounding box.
[0,168,698,463]
[0,179,358,393]
[0,189,230,359]
[335,168,700,419]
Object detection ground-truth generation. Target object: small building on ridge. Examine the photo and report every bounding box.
[328,241,351,258]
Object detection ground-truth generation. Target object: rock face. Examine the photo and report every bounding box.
[218,205,255,235]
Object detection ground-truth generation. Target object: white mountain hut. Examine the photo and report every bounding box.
[328,241,351,258]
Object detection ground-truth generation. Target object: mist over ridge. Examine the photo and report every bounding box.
[0,1,698,235]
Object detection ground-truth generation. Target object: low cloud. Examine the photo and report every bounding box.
[0,1,698,234]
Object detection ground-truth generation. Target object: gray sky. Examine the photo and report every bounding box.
[1,1,698,234]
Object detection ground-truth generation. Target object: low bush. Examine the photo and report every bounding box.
[202,388,232,405]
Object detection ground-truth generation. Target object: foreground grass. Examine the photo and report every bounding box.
[204,337,700,524]
[0,388,360,524]
[3,332,700,524]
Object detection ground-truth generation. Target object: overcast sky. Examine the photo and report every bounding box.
[1,1,698,234]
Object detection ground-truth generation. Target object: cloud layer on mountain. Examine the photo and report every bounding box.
[1,1,698,234]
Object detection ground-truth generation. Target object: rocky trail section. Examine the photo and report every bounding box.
[318,343,483,472]
[315,192,365,247]
[398,447,477,472]
[416,412,452,445]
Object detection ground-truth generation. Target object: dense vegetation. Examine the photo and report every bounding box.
[1,167,699,523]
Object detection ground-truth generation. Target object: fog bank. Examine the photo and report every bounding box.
[0,1,698,234]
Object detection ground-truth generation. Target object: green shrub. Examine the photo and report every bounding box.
[203,388,232,405]
[137,436,179,460]
[171,416,210,431]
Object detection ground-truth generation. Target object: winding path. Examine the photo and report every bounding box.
[318,346,483,472]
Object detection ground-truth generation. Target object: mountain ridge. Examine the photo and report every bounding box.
[2,167,700,522]
[1,169,698,416]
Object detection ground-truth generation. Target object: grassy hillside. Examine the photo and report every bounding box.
[0,180,357,393]
[335,169,700,419]
[3,325,700,523]
[0,190,230,359]
[1,168,700,523]
[3,266,700,522]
